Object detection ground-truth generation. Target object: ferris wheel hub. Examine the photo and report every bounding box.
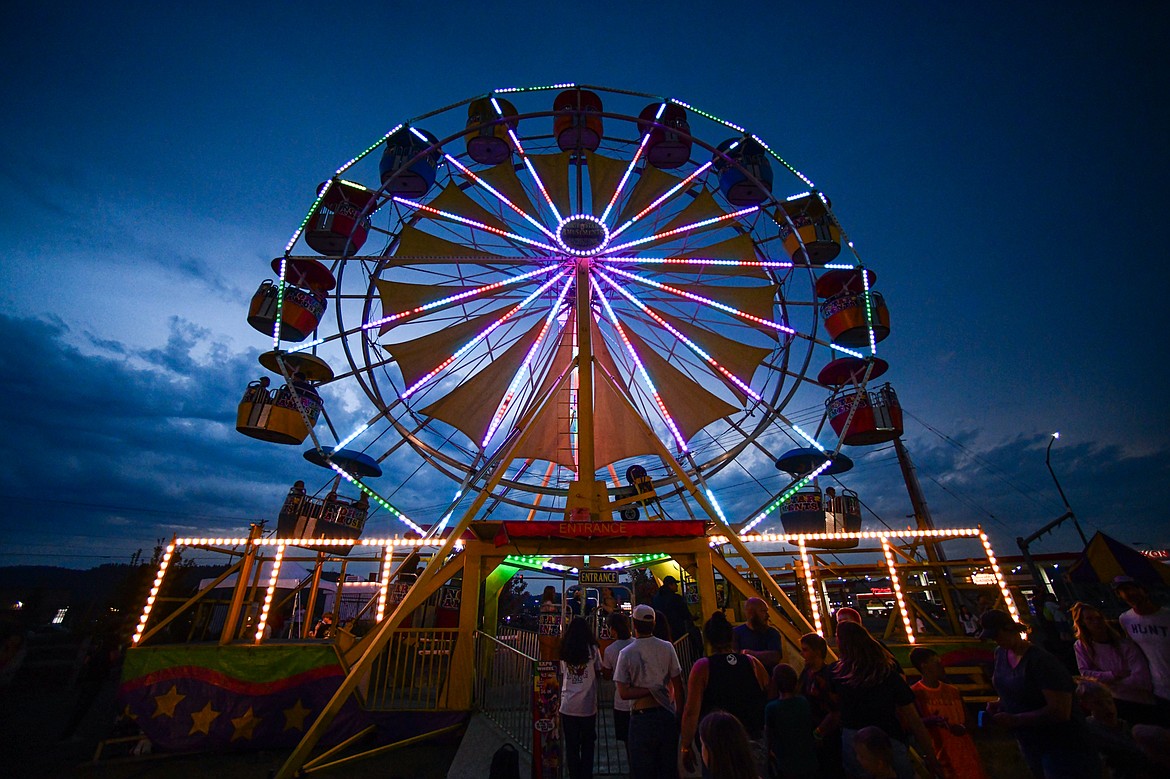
[556,214,610,256]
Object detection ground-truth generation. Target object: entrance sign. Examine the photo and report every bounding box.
[579,569,619,586]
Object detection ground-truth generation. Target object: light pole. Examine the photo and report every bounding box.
[1044,432,1088,546]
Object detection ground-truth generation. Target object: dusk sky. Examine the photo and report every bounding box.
[1,2,1166,569]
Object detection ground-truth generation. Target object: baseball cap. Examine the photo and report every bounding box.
[632,604,656,621]
[978,609,1025,640]
[662,575,678,585]
[1112,575,1139,588]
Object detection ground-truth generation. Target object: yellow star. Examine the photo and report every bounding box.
[230,706,259,742]
[153,685,186,719]
[188,701,220,736]
[283,699,312,732]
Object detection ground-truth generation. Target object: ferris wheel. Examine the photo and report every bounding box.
[237,83,897,538]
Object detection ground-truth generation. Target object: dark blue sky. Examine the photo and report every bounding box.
[1,2,1166,567]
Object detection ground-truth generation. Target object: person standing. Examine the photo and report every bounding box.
[797,632,844,778]
[764,663,819,779]
[601,612,635,764]
[653,575,693,646]
[1114,577,1170,712]
[908,647,988,779]
[1070,600,1159,725]
[981,609,1100,778]
[831,621,943,779]
[957,606,978,637]
[697,711,760,779]
[732,597,783,674]
[614,604,686,779]
[560,617,603,779]
[679,611,769,774]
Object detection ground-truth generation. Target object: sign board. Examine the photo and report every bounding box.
[970,573,998,586]
[533,660,561,779]
[579,569,619,586]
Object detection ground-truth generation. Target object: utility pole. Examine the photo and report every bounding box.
[893,437,961,636]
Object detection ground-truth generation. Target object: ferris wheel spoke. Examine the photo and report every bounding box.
[400,269,571,399]
[500,117,563,223]
[392,196,558,253]
[481,274,575,447]
[604,204,760,253]
[442,153,557,241]
[598,107,659,224]
[599,264,793,337]
[608,161,715,239]
[593,268,760,403]
[592,277,690,453]
[367,262,562,334]
[601,256,794,272]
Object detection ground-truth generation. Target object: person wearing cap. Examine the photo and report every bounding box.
[652,574,694,646]
[981,609,1100,778]
[1114,576,1170,714]
[613,603,686,779]
[732,597,783,673]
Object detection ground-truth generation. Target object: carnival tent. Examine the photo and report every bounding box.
[1067,532,1170,586]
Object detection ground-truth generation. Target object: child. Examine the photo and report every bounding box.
[1078,679,1152,778]
[853,726,896,779]
[909,647,988,779]
[763,663,818,779]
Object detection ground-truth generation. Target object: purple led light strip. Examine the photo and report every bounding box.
[593,268,760,402]
[481,273,576,446]
[443,153,557,240]
[601,265,794,336]
[392,196,558,253]
[401,270,570,399]
[609,162,716,240]
[599,121,656,224]
[604,205,760,254]
[592,276,688,452]
[362,264,558,334]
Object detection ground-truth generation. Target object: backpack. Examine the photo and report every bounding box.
[489,742,520,779]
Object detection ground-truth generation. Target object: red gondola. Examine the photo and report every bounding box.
[554,89,603,152]
[826,383,903,446]
[247,258,336,342]
[815,268,890,347]
[304,180,376,257]
[637,103,691,169]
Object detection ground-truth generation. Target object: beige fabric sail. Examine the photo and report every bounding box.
[645,304,772,402]
[592,367,663,467]
[615,165,683,226]
[510,313,662,469]
[585,152,630,217]
[510,325,577,467]
[620,326,739,443]
[420,317,547,445]
[383,302,515,390]
[527,153,572,218]
[375,280,477,336]
[418,182,511,233]
[391,226,505,262]
[474,162,539,223]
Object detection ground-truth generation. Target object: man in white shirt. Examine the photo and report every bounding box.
[614,604,685,779]
[1114,576,1170,707]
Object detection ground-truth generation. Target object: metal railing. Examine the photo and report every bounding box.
[364,627,460,711]
[475,630,536,754]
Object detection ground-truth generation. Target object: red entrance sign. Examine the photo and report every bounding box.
[495,520,707,546]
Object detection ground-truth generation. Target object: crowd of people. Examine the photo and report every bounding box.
[547,574,1170,779]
